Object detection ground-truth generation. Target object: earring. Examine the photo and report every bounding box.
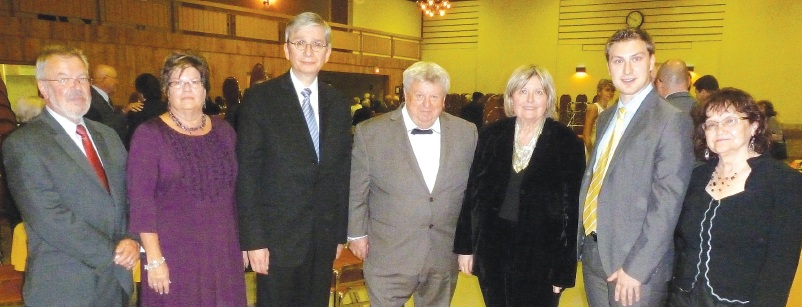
[749,137,755,152]
[704,148,710,160]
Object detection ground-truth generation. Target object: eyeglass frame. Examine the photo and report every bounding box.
[39,77,92,86]
[287,40,329,52]
[167,79,205,90]
[701,116,750,132]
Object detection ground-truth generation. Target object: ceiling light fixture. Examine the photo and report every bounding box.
[417,0,451,17]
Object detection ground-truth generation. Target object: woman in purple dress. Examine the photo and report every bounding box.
[128,51,247,306]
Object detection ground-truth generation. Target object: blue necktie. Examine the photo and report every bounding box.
[301,88,319,160]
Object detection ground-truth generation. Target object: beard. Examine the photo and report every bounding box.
[50,88,91,122]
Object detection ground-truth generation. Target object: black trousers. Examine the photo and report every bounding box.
[255,242,336,307]
[477,217,561,307]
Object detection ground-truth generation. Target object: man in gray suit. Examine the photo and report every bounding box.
[348,61,477,306]
[578,29,694,306]
[655,59,696,114]
[3,46,139,306]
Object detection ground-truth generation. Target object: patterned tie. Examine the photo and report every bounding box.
[301,88,319,160]
[582,107,627,235]
[76,124,109,192]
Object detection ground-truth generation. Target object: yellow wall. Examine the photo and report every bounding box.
[351,0,421,38]
[420,0,802,124]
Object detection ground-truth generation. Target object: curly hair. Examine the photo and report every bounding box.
[693,87,770,159]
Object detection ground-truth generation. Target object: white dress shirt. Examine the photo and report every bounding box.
[402,106,441,193]
[289,69,320,125]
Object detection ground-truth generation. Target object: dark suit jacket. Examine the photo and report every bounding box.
[237,72,351,267]
[454,117,585,287]
[85,87,127,143]
[665,91,696,114]
[348,108,477,275]
[577,88,694,284]
[2,110,133,306]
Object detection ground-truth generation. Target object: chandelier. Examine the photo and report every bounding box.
[417,0,451,17]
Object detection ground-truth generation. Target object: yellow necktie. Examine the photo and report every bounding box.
[583,107,626,235]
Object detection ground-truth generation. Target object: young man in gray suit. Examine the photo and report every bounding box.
[3,46,139,306]
[578,29,694,306]
[348,61,477,306]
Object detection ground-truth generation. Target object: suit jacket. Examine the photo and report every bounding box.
[454,117,585,287]
[236,72,352,267]
[665,91,696,114]
[85,87,127,144]
[2,110,133,306]
[348,108,477,275]
[577,88,694,284]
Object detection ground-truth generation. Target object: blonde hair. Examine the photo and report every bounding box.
[503,65,556,118]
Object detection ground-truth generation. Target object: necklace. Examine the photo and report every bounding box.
[169,110,206,133]
[707,165,748,192]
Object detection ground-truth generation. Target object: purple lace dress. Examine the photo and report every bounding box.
[128,117,246,306]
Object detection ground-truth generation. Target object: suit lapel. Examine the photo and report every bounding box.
[431,115,450,194]
[40,112,109,192]
[280,73,317,160]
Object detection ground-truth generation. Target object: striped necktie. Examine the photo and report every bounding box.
[582,107,626,235]
[301,88,319,160]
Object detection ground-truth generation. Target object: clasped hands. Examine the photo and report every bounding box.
[113,238,139,271]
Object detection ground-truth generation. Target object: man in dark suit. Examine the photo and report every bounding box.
[655,59,696,114]
[348,61,477,306]
[578,29,694,306]
[236,12,352,306]
[2,46,139,306]
[84,64,141,144]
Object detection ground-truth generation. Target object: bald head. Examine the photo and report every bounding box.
[655,59,691,98]
[92,64,118,95]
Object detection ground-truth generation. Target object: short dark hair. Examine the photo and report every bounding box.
[135,73,162,100]
[160,51,211,93]
[693,75,719,92]
[605,28,655,61]
[222,77,241,105]
[693,87,770,159]
[472,91,483,102]
[756,100,777,117]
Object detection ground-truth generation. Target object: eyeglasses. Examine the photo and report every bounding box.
[40,77,92,86]
[702,116,749,131]
[287,40,328,52]
[168,79,204,89]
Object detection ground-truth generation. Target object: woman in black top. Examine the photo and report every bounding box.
[453,65,585,306]
[669,88,802,306]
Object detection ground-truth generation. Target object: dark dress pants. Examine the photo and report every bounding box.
[255,242,335,307]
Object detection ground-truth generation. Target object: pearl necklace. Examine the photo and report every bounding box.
[169,110,206,134]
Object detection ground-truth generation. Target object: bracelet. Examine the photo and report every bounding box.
[144,257,165,271]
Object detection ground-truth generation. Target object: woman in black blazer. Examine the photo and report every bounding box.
[669,88,802,306]
[454,65,585,306]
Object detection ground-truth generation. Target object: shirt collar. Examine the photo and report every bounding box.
[92,85,110,103]
[289,68,318,96]
[46,106,86,134]
[615,82,653,115]
[401,106,441,134]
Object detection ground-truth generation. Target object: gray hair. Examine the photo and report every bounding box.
[402,61,450,94]
[503,64,557,118]
[35,45,90,79]
[285,12,332,45]
[14,95,46,123]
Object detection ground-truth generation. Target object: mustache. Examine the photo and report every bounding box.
[65,90,88,101]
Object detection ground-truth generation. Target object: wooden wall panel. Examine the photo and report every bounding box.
[559,0,726,49]
[178,6,228,35]
[18,0,96,20]
[421,0,479,49]
[394,38,420,59]
[103,0,171,29]
[331,30,360,51]
[235,15,279,41]
[361,34,392,56]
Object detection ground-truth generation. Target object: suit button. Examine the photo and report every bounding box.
[429,224,434,229]
[429,197,434,202]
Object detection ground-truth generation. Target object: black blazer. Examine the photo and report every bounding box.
[236,72,351,266]
[672,154,802,306]
[454,117,585,287]
[85,87,127,143]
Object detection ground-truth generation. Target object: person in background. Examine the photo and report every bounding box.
[461,91,485,130]
[693,75,719,103]
[578,28,694,307]
[454,65,585,306]
[582,79,615,152]
[236,12,352,306]
[349,61,477,306]
[128,51,246,306]
[13,96,45,125]
[3,45,138,306]
[655,59,695,114]
[223,77,242,130]
[756,100,787,160]
[669,88,802,306]
[350,96,362,117]
[127,73,167,148]
[86,64,143,143]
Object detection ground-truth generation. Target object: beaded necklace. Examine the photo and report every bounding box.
[169,110,207,134]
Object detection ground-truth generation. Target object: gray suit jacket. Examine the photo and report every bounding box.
[3,110,133,306]
[665,91,696,115]
[349,109,477,275]
[577,89,694,284]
